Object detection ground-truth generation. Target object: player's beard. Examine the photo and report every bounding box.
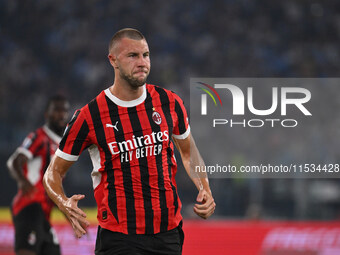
[49,121,67,136]
[119,68,149,89]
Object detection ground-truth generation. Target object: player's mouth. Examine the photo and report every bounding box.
[135,72,146,75]
[134,69,148,75]
[58,121,67,129]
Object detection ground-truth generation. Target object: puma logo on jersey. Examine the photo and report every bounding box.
[106,121,119,131]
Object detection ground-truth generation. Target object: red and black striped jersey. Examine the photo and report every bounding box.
[56,84,190,234]
[7,125,61,220]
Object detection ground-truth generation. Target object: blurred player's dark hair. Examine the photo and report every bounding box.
[45,95,68,111]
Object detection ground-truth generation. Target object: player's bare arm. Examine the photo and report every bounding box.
[7,152,35,196]
[43,155,90,238]
[173,133,216,219]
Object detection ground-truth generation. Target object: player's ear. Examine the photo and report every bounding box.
[108,53,118,69]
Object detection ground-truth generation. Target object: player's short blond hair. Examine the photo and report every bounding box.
[108,28,145,54]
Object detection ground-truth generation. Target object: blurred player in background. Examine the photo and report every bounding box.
[43,28,215,255]
[7,95,70,255]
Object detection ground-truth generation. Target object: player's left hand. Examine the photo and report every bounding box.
[194,189,216,219]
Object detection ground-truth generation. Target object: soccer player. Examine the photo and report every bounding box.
[7,95,70,255]
[43,28,215,255]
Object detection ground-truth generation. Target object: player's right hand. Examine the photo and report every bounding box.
[61,194,90,238]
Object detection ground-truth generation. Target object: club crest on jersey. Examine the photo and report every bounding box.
[22,137,32,149]
[152,111,162,125]
[28,231,36,245]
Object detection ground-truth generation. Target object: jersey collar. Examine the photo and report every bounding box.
[104,84,146,107]
[43,125,62,144]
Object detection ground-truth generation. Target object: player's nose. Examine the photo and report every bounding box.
[136,55,148,67]
[58,110,68,121]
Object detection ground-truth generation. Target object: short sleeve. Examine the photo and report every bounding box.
[172,93,190,139]
[56,109,91,161]
[16,131,41,159]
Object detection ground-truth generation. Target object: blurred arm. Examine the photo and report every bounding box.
[7,152,35,196]
[43,155,89,238]
[173,133,216,219]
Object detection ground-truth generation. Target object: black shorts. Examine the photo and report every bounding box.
[12,203,60,255]
[95,221,185,255]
